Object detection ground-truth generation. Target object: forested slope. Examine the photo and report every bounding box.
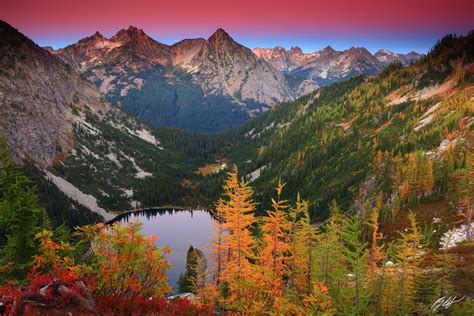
[214,32,473,223]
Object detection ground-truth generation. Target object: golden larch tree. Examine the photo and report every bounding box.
[260,181,291,291]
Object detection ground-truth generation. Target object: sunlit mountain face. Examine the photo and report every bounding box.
[45,25,424,132]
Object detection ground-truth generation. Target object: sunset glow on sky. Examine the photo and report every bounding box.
[1,0,473,53]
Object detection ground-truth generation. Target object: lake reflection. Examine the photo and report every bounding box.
[112,209,213,293]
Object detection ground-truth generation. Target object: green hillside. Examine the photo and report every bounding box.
[212,33,473,222]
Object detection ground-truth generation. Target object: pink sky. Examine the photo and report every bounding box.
[2,0,473,53]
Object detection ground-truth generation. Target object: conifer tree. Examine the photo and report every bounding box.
[340,215,370,315]
[395,212,424,314]
[304,280,336,314]
[430,240,456,301]
[375,150,383,170]
[400,181,410,203]
[373,242,397,315]
[178,246,207,293]
[314,201,347,307]
[209,198,228,286]
[367,208,384,272]
[0,143,42,278]
[456,148,473,241]
[260,180,290,289]
[220,169,257,266]
[391,155,403,194]
[390,194,401,223]
[292,194,316,294]
[422,158,435,197]
[214,168,258,309]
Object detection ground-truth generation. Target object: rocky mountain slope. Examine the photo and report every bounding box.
[50,27,293,132]
[51,27,423,133]
[0,21,110,166]
[374,49,424,66]
[253,45,423,89]
[184,29,293,107]
[0,21,211,226]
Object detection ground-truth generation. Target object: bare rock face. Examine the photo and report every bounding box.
[171,38,206,66]
[0,21,110,166]
[186,29,294,106]
[253,45,305,72]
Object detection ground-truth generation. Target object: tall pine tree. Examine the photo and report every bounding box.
[0,142,42,279]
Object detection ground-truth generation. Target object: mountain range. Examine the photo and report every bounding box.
[1,19,470,228]
[48,26,423,132]
[253,45,422,88]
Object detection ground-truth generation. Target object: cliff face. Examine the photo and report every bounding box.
[0,21,110,166]
[0,21,174,221]
[185,29,294,106]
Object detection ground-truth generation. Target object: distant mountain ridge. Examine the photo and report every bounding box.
[49,26,422,132]
[253,45,423,87]
[374,49,424,66]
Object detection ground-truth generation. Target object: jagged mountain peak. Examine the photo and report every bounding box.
[374,49,397,56]
[375,48,392,53]
[346,47,375,60]
[111,25,150,43]
[321,45,335,54]
[290,46,303,55]
[126,25,140,32]
[75,31,107,45]
[91,31,105,39]
[348,46,370,53]
[48,23,293,131]
[208,28,235,44]
[122,25,145,35]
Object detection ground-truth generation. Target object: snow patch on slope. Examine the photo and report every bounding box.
[246,164,269,182]
[77,117,101,136]
[120,151,153,179]
[414,102,441,132]
[44,170,113,221]
[440,223,474,249]
[110,122,162,148]
[106,152,123,168]
[79,144,102,160]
